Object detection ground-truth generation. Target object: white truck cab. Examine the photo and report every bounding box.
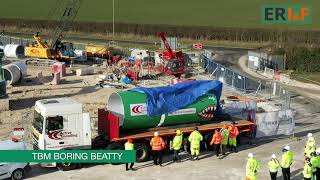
[31,98,91,169]
[0,140,29,180]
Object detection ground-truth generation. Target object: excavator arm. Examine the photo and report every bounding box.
[158,32,175,59]
[33,32,49,48]
[49,0,81,51]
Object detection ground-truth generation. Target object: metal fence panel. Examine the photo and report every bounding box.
[200,54,291,109]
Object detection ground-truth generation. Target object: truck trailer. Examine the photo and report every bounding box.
[31,81,255,171]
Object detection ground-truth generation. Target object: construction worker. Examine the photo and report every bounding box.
[268,154,280,180]
[310,152,318,179]
[210,129,222,156]
[315,148,320,180]
[228,122,239,153]
[188,127,203,160]
[280,145,294,180]
[172,129,183,162]
[304,157,313,180]
[305,133,316,158]
[150,132,166,166]
[245,153,260,180]
[124,138,135,171]
[220,124,229,155]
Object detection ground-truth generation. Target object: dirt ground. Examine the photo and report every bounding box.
[0,61,319,180]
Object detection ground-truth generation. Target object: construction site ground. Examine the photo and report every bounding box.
[0,59,319,179]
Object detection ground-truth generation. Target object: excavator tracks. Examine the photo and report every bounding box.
[24,58,60,67]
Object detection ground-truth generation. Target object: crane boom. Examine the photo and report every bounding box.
[49,0,82,50]
[158,32,175,59]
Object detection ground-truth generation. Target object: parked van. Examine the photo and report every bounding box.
[0,140,29,180]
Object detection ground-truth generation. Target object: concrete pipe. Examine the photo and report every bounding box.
[3,44,25,58]
[3,64,21,85]
[12,61,28,77]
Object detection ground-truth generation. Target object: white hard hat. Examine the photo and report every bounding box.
[307,133,313,138]
[248,153,253,158]
[154,132,159,136]
[316,148,320,154]
[271,154,277,159]
[284,145,290,151]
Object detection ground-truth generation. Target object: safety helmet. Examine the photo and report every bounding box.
[128,138,133,143]
[176,129,182,135]
[316,148,320,154]
[307,133,313,138]
[271,154,277,159]
[248,153,253,158]
[154,132,159,136]
[284,145,290,151]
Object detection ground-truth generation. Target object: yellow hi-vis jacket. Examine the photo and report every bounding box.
[311,156,319,172]
[188,130,203,149]
[172,134,183,151]
[303,163,312,178]
[246,158,260,180]
[125,142,134,150]
[268,158,280,173]
[281,151,294,168]
[221,128,229,145]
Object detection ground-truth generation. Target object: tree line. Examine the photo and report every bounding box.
[1,18,320,72]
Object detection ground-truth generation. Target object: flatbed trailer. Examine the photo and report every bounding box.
[96,110,255,162]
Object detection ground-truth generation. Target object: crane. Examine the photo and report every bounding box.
[25,0,82,64]
[158,32,185,77]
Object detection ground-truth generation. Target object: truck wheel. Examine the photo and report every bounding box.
[105,143,124,165]
[92,135,109,149]
[11,169,24,180]
[134,142,150,162]
[57,163,78,171]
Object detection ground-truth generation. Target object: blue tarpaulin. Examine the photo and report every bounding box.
[130,80,223,116]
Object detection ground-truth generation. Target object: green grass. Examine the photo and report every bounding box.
[291,72,320,85]
[0,0,319,29]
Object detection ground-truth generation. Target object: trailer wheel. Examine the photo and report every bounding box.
[204,132,214,151]
[183,137,191,154]
[105,143,124,165]
[134,142,150,162]
[106,143,124,150]
[57,163,78,171]
[11,168,24,180]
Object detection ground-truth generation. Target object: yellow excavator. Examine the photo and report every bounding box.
[25,0,81,64]
[25,32,75,61]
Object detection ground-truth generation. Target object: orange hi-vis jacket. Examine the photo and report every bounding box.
[150,136,166,151]
[228,126,239,138]
[210,132,223,145]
